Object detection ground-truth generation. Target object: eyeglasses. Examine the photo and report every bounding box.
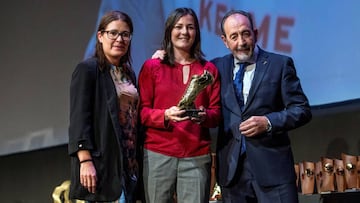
[102,30,132,41]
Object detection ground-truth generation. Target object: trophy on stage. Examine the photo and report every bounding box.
[177,70,214,118]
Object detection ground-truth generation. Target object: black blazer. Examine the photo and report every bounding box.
[211,47,312,187]
[68,57,137,201]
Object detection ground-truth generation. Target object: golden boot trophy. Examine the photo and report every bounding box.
[52,180,85,203]
[341,153,358,190]
[357,156,360,189]
[177,70,214,117]
[334,159,346,192]
[320,157,335,193]
[315,161,322,193]
[209,153,217,200]
[294,164,300,191]
[300,161,315,195]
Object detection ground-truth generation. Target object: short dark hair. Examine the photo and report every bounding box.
[95,10,133,71]
[220,10,254,36]
[161,7,205,66]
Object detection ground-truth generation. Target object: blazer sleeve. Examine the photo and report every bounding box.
[266,56,312,133]
[68,60,97,156]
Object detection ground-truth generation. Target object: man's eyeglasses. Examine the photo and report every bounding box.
[102,30,132,41]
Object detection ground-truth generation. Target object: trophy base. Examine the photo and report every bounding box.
[182,109,203,118]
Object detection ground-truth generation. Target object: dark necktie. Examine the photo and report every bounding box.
[233,62,246,107]
[233,62,247,154]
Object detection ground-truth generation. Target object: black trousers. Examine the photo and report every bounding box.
[221,154,298,203]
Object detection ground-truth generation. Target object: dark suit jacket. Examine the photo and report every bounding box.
[211,47,312,187]
[68,57,137,201]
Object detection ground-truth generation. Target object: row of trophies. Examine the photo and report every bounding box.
[296,153,360,194]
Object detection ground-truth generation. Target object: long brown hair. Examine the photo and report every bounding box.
[94,10,133,71]
[161,7,205,66]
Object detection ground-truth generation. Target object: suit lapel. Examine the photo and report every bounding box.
[222,55,243,116]
[102,69,123,139]
[243,49,269,112]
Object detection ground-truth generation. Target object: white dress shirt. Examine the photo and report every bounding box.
[232,46,259,104]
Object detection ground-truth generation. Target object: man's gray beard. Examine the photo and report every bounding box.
[235,53,251,62]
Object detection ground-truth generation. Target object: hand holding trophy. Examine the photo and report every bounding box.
[177,70,214,118]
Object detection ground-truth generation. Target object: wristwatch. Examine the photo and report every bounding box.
[266,118,272,132]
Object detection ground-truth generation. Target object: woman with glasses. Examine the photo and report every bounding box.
[138,7,221,203]
[68,10,139,203]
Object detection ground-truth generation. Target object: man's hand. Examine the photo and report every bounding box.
[239,116,269,137]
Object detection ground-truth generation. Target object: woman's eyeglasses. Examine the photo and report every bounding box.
[102,30,132,41]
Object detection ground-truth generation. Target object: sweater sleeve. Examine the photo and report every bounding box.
[138,59,168,129]
[200,61,221,128]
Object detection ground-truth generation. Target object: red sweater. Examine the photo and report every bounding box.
[139,59,221,158]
